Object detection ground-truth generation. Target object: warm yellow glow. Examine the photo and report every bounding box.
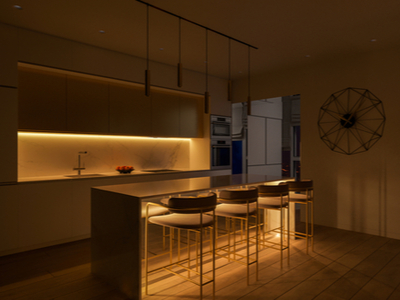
[18,132,191,141]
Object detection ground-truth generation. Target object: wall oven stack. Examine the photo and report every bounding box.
[210,115,232,170]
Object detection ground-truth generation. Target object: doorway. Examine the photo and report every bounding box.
[232,94,300,177]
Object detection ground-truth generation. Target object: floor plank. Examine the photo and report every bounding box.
[1,225,400,299]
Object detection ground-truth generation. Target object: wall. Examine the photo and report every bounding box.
[234,47,400,239]
[18,133,190,178]
[0,22,232,182]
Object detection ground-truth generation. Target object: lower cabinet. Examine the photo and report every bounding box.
[0,170,227,256]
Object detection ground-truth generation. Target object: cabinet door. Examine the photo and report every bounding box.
[0,88,17,184]
[151,90,180,137]
[248,116,266,166]
[179,94,202,137]
[266,118,282,164]
[109,82,152,136]
[66,75,109,133]
[18,66,67,131]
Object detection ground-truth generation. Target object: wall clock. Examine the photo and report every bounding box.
[317,87,386,155]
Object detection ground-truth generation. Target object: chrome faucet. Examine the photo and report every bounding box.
[73,151,87,175]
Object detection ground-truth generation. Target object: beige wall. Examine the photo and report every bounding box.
[234,47,400,239]
[0,22,232,183]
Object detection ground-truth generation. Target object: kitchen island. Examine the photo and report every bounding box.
[91,174,289,299]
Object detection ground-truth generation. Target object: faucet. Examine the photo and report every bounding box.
[73,151,87,175]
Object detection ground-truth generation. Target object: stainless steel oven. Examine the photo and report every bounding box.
[211,115,231,139]
[211,139,231,170]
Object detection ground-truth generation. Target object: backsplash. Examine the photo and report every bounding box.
[18,133,190,178]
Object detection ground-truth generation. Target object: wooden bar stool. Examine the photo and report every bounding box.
[144,192,217,299]
[257,183,290,267]
[286,180,314,253]
[214,186,259,285]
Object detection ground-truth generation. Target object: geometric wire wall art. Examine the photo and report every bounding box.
[317,87,386,155]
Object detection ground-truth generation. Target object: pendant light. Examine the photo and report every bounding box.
[204,29,210,114]
[247,46,251,115]
[145,5,151,97]
[177,18,183,87]
[227,38,232,102]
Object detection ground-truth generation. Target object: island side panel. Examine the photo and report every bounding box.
[91,188,141,300]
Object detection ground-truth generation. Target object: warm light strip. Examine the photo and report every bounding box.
[18,132,191,141]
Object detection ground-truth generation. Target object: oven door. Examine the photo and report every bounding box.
[211,142,231,170]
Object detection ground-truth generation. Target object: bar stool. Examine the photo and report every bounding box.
[286,180,314,253]
[144,192,217,299]
[214,186,259,285]
[141,201,169,253]
[257,183,290,268]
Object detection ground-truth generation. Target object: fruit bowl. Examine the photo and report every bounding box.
[116,166,134,174]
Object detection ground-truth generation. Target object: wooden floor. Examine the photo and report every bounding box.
[1,224,400,300]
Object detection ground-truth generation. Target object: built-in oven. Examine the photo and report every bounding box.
[211,115,231,139]
[211,139,232,170]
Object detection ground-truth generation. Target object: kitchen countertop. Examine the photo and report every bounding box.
[93,173,288,199]
[91,173,291,299]
[17,168,202,183]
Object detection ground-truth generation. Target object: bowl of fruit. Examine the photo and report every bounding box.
[116,166,134,174]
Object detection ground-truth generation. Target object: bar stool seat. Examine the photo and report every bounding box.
[258,196,289,209]
[141,201,168,217]
[214,203,257,218]
[149,213,214,229]
[288,193,311,201]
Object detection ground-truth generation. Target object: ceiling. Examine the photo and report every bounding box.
[1,0,400,80]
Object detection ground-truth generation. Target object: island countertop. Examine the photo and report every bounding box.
[91,174,290,300]
[92,173,289,199]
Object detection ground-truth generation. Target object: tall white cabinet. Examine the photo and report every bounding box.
[247,97,282,176]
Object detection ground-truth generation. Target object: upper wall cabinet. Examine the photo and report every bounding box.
[18,65,67,131]
[151,89,180,137]
[179,94,203,137]
[109,82,152,136]
[66,75,109,133]
[18,64,203,138]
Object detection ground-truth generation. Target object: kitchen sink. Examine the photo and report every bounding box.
[64,174,105,178]
[141,169,180,173]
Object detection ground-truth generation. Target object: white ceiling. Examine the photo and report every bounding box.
[1,0,400,79]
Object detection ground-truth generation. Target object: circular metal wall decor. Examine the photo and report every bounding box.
[318,87,386,155]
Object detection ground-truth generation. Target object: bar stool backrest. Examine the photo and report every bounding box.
[218,187,258,204]
[258,184,289,197]
[285,180,313,192]
[167,192,217,214]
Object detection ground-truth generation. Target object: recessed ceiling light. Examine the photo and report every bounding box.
[13,4,22,9]
[99,30,105,34]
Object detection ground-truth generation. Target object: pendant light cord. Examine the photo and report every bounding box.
[179,18,182,65]
[248,46,250,97]
[205,29,208,92]
[146,5,149,70]
[229,39,231,82]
